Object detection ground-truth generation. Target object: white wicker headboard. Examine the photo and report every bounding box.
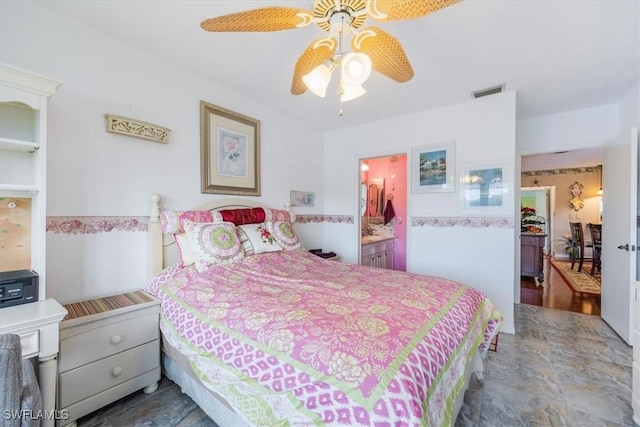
[148,193,293,278]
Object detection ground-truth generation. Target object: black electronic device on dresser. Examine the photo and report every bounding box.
[0,270,39,308]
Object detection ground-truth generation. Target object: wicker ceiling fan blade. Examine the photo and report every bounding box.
[201,7,314,32]
[352,27,413,83]
[291,38,337,95]
[366,0,460,22]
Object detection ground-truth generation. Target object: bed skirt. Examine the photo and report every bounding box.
[162,342,248,426]
[161,338,486,427]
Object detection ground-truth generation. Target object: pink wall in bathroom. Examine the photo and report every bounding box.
[364,154,407,271]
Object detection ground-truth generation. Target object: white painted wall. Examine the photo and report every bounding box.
[619,82,639,131]
[1,1,325,303]
[323,92,517,334]
[517,104,620,155]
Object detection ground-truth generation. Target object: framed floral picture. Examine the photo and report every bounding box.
[290,191,315,207]
[411,141,455,193]
[461,160,513,215]
[200,101,261,196]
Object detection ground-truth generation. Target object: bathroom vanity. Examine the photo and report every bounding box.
[361,236,394,269]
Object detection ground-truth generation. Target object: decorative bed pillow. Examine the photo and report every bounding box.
[266,209,294,224]
[213,207,266,226]
[235,227,256,256]
[175,233,196,267]
[183,220,244,272]
[267,220,301,250]
[160,210,213,234]
[160,211,216,267]
[212,207,295,226]
[236,223,283,254]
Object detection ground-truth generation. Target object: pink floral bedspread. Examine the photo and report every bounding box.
[148,249,502,426]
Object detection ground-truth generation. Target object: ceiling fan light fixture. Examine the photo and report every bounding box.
[302,63,332,97]
[201,0,463,108]
[341,52,372,86]
[339,83,366,102]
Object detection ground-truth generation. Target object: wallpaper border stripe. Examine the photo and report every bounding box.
[295,214,354,224]
[412,217,514,228]
[522,165,601,177]
[46,215,521,234]
[46,214,640,234]
[46,216,148,234]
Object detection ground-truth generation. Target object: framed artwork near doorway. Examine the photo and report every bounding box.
[461,160,513,215]
[411,141,455,193]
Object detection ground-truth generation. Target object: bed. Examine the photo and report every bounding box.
[146,194,502,426]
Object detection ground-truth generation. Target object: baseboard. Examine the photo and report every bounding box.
[499,325,515,335]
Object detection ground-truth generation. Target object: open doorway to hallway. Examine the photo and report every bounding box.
[520,148,603,316]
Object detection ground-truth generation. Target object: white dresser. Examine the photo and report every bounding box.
[57,291,160,427]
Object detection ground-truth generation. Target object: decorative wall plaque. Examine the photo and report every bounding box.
[105,114,170,143]
[568,181,584,211]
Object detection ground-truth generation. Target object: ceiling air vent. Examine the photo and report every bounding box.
[471,84,505,99]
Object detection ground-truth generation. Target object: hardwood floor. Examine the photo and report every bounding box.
[520,258,601,316]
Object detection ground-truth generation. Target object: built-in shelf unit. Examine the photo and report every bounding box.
[0,62,61,299]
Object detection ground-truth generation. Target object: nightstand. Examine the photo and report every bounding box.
[58,291,160,427]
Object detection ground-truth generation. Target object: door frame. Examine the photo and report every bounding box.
[357,151,408,270]
[521,186,556,257]
[515,148,603,306]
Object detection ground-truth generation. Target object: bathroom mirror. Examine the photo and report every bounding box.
[368,178,385,217]
[361,183,367,216]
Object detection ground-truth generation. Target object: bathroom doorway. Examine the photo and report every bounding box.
[359,154,407,271]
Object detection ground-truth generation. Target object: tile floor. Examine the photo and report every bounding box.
[77,304,633,427]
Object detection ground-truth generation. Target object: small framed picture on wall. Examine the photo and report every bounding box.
[290,191,315,207]
[411,141,455,193]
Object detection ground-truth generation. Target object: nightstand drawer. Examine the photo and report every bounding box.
[60,312,159,373]
[59,340,159,408]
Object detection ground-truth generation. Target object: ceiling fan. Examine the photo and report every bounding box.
[201,0,460,102]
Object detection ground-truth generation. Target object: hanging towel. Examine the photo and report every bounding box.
[383,199,395,225]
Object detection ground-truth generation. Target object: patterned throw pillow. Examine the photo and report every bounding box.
[183,220,244,272]
[235,227,256,256]
[266,209,294,224]
[161,210,216,267]
[236,223,283,254]
[160,210,213,234]
[175,233,197,267]
[267,220,301,250]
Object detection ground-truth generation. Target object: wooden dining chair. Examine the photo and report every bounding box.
[588,223,602,275]
[569,222,592,273]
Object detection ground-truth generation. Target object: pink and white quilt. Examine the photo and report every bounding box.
[148,249,502,426]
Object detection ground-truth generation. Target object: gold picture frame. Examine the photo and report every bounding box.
[200,101,261,196]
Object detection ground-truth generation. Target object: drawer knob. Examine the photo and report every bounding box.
[112,366,122,377]
[111,335,122,344]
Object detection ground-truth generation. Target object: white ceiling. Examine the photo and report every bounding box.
[32,0,639,133]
